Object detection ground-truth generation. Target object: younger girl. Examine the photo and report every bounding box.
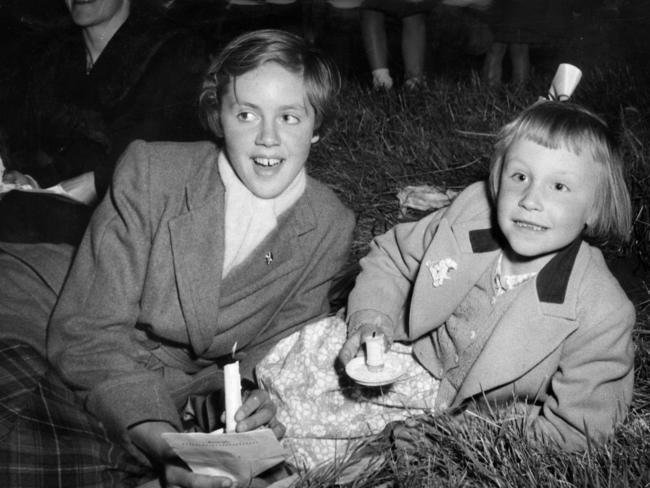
[340,100,634,450]
[259,100,634,473]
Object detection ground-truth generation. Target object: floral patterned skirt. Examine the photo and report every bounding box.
[256,313,439,471]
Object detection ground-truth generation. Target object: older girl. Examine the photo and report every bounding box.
[0,29,354,488]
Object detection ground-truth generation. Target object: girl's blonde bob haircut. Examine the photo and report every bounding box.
[199,29,341,139]
[489,101,632,245]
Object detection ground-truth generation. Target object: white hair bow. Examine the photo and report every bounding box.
[547,63,583,101]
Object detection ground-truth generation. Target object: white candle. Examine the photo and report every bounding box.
[365,332,385,372]
[224,360,242,433]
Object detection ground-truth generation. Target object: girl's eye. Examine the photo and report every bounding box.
[553,182,568,191]
[511,172,527,182]
[282,114,300,124]
[237,111,256,122]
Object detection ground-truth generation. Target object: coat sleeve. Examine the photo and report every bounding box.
[528,294,635,450]
[346,208,445,337]
[47,140,181,441]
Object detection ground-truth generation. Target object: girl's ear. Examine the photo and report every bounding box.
[585,190,600,230]
[584,209,598,236]
[585,215,596,232]
[311,133,320,144]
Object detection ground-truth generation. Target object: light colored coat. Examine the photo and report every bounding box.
[348,181,635,450]
[47,140,355,444]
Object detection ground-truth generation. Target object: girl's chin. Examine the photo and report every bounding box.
[248,182,285,200]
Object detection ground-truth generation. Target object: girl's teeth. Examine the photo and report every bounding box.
[516,221,545,231]
[254,158,281,167]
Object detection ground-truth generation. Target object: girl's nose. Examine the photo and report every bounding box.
[256,119,280,147]
[518,185,543,211]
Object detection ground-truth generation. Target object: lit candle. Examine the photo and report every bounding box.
[224,343,242,433]
[365,332,385,372]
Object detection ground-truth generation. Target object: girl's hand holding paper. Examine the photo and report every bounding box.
[223,389,286,440]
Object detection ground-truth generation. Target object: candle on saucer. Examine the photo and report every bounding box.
[365,332,385,372]
[224,343,242,433]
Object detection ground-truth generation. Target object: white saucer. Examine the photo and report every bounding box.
[345,352,407,387]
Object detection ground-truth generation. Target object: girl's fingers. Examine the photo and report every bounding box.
[235,389,277,432]
[236,390,275,419]
[338,333,362,366]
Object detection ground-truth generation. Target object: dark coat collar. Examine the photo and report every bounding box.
[467,227,582,305]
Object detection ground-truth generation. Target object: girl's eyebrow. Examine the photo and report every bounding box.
[503,157,527,167]
[233,100,308,112]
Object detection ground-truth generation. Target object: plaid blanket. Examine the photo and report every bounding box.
[0,340,149,487]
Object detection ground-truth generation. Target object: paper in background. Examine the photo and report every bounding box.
[0,154,75,199]
[163,428,287,484]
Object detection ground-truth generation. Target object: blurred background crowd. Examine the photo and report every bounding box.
[0,0,647,243]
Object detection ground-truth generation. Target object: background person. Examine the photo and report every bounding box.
[0,0,208,244]
[481,0,571,86]
[360,0,436,90]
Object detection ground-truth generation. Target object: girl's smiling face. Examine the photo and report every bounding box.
[218,62,319,199]
[497,137,599,274]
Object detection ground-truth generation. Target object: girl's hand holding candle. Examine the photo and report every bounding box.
[345,327,407,386]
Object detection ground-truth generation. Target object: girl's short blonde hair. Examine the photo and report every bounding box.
[199,29,341,140]
[489,101,632,245]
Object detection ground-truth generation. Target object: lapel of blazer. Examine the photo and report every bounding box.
[227,194,317,345]
[220,190,316,307]
[409,216,501,339]
[168,174,318,356]
[453,239,586,405]
[168,169,226,356]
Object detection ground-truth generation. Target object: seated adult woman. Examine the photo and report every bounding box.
[0,0,208,244]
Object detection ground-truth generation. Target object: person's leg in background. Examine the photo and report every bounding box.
[402,12,428,89]
[361,8,393,89]
[482,40,506,86]
[510,41,530,84]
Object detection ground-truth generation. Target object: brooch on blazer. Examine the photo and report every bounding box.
[425,258,457,287]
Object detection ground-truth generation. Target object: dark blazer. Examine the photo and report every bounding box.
[47,140,355,446]
[348,181,635,450]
